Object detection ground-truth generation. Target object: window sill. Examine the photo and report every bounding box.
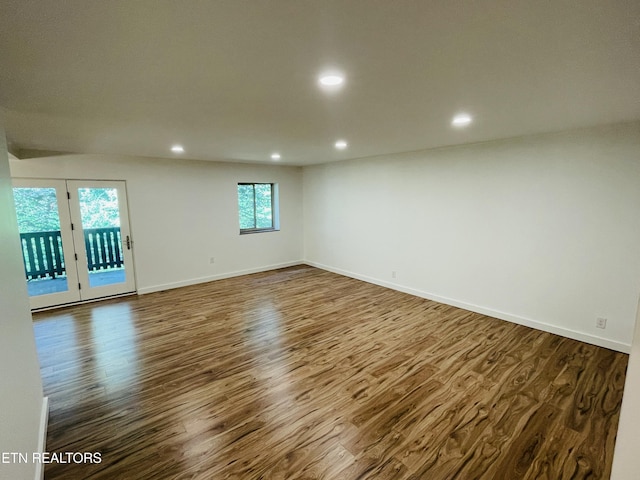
[239,228,280,235]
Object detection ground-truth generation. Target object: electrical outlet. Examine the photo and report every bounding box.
[596,317,607,329]
[209,257,215,264]
[392,271,397,279]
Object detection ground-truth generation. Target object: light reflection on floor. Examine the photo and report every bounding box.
[89,303,138,395]
[246,302,296,408]
[33,314,81,388]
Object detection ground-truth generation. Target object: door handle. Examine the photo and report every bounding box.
[126,235,132,250]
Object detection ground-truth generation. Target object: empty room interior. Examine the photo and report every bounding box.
[1,1,639,479]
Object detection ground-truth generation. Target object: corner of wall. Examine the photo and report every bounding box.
[34,397,49,480]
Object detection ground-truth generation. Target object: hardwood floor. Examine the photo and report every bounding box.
[33,265,628,479]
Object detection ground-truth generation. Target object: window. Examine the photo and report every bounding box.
[237,183,279,234]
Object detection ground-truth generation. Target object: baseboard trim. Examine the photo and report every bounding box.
[34,396,49,480]
[304,261,631,354]
[138,261,304,295]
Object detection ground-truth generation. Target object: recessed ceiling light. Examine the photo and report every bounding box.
[171,144,185,153]
[318,72,345,89]
[451,113,473,127]
[334,140,348,150]
[319,74,344,86]
[271,153,281,160]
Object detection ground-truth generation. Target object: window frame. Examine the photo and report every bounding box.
[237,182,279,234]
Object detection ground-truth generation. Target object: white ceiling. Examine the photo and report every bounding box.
[1,0,638,166]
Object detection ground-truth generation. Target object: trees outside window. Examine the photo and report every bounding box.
[237,183,278,233]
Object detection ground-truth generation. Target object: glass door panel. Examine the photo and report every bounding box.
[12,179,81,309]
[77,187,126,288]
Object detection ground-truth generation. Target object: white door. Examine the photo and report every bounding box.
[12,179,82,309]
[67,180,136,301]
[12,178,136,309]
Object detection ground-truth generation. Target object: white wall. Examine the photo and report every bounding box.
[304,122,640,352]
[0,128,46,480]
[10,155,303,294]
[611,297,640,478]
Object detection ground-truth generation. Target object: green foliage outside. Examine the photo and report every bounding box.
[238,183,273,230]
[77,188,120,229]
[13,187,120,233]
[13,188,61,233]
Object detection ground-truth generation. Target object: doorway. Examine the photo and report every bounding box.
[12,179,136,309]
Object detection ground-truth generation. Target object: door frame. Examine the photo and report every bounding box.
[12,177,137,310]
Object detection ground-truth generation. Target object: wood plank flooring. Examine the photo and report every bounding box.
[33,265,628,479]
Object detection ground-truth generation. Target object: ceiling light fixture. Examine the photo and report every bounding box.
[271,153,281,160]
[451,113,473,127]
[334,140,348,150]
[319,74,344,86]
[318,72,345,90]
[171,145,185,153]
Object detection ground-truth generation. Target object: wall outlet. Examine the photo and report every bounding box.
[596,317,607,329]
[391,271,397,279]
[209,257,215,264]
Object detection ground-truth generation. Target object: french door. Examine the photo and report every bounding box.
[12,179,136,310]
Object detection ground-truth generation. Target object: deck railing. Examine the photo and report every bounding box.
[20,227,123,280]
[84,227,124,272]
[19,230,65,280]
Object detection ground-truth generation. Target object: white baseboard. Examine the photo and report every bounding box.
[34,396,49,480]
[304,261,631,354]
[137,261,304,295]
